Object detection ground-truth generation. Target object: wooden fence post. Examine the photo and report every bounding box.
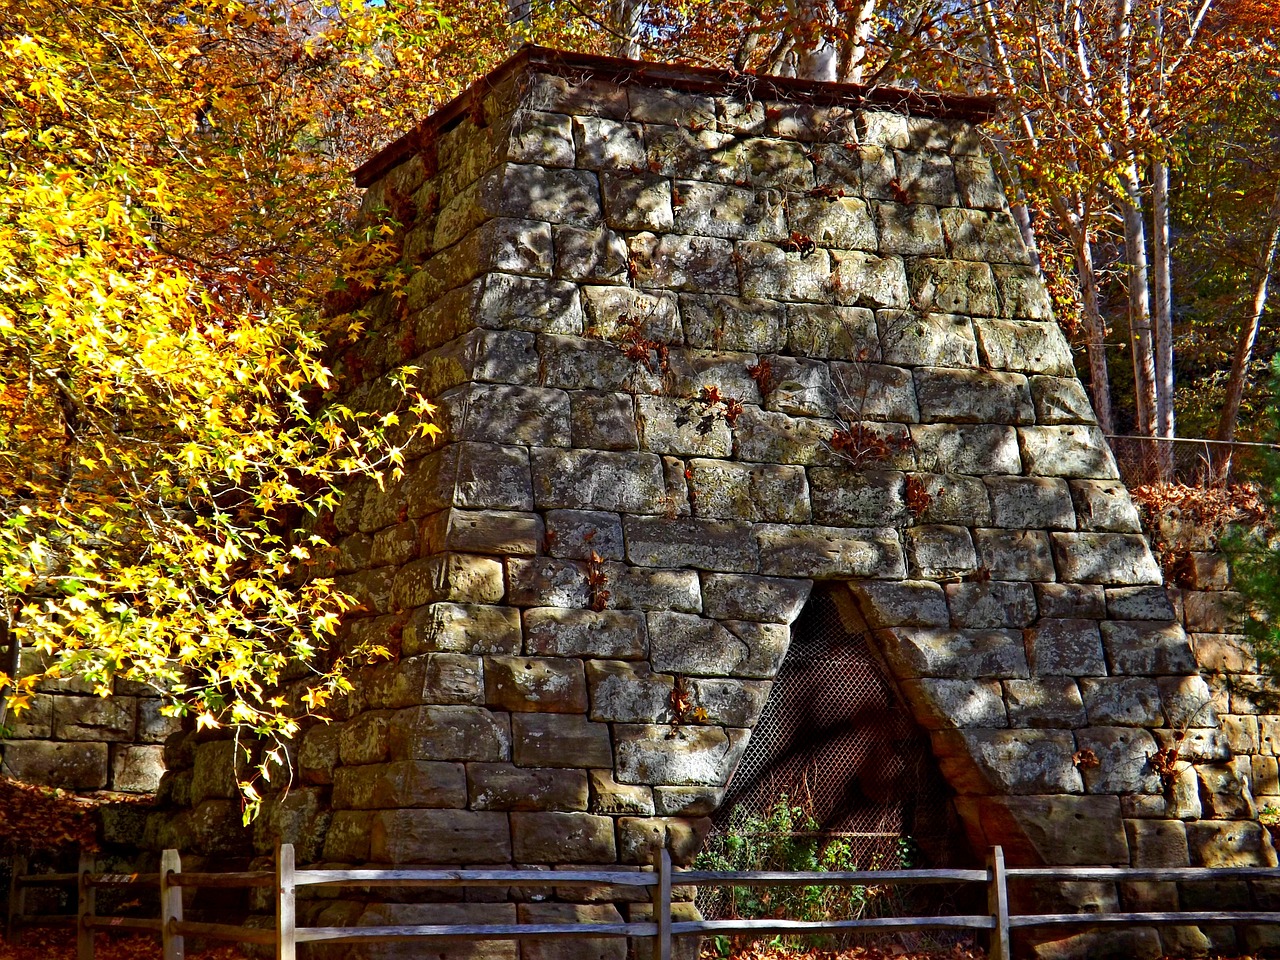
[651,847,672,960]
[77,849,95,960]
[987,845,1010,960]
[6,854,26,941]
[276,843,296,960]
[160,849,184,960]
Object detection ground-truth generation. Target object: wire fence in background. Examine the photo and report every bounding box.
[1106,435,1278,488]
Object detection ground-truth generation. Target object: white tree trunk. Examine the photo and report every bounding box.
[1122,161,1159,441]
[1151,157,1175,474]
[1076,226,1116,435]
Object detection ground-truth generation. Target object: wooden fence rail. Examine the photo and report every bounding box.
[10,844,1280,960]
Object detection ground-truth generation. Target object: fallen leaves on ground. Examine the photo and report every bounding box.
[701,943,985,960]
[0,930,248,960]
[0,776,140,856]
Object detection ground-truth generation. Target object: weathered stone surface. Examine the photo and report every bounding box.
[1020,425,1119,480]
[672,181,786,241]
[467,763,588,811]
[896,152,959,206]
[539,336,651,392]
[543,510,625,561]
[392,554,506,609]
[731,407,840,465]
[511,713,613,768]
[648,613,789,679]
[934,729,1082,795]
[700,573,812,623]
[1025,619,1107,676]
[624,516,759,572]
[597,562,702,613]
[473,273,586,334]
[601,174,674,231]
[193,739,239,801]
[507,111,575,167]
[554,225,629,283]
[572,116,644,169]
[687,459,810,523]
[985,477,1075,529]
[1186,821,1278,867]
[422,509,543,558]
[1035,583,1106,619]
[532,449,669,513]
[1004,678,1088,729]
[1102,621,1197,676]
[974,320,1075,377]
[941,207,1027,263]
[1051,533,1162,585]
[447,384,571,447]
[403,602,522,656]
[876,627,1029,679]
[974,795,1130,865]
[1069,480,1143,533]
[526,608,647,659]
[945,581,1037,628]
[587,660,673,723]
[808,467,906,527]
[1198,763,1257,819]
[899,679,1007,729]
[581,284,681,341]
[52,696,135,742]
[493,163,601,225]
[1107,586,1176,621]
[629,232,738,293]
[485,656,588,713]
[1126,819,1190,867]
[973,528,1056,581]
[613,724,749,786]
[518,904,626,960]
[1158,676,1219,730]
[1075,726,1161,794]
[1183,590,1241,633]
[618,816,714,867]
[1030,376,1097,425]
[911,424,1020,475]
[333,760,467,810]
[876,203,945,257]
[755,523,905,579]
[905,524,978,579]
[589,769,655,816]
[371,808,512,863]
[568,393,638,453]
[830,252,911,309]
[789,196,877,249]
[653,785,726,817]
[913,367,1033,424]
[904,472,991,526]
[852,579,950,628]
[367,654,484,709]
[686,677,772,727]
[681,295,785,353]
[1192,633,1255,674]
[879,311,977,368]
[828,361,918,422]
[1080,678,1165,726]
[389,705,511,762]
[111,744,166,793]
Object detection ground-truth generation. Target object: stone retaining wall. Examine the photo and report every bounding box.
[137,48,1280,959]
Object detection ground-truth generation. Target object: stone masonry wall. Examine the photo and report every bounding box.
[144,48,1280,960]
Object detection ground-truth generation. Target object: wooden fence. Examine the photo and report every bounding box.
[10,844,1280,960]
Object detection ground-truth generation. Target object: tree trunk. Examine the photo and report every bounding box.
[1122,160,1159,443]
[609,0,642,59]
[840,0,879,84]
[1215,181,1280,448]
[1151,157,1175,474]
[1075,227,1116,435]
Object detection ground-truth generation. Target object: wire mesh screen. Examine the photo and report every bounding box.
[1108,435,1275,487]
[697,586,968,926]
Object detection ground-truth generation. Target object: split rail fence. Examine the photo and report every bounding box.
[10,844,1280,960]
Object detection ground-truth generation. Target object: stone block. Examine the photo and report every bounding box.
[581,285,681,342]
[830,251,911,308]
[1125,819,1190,867]
[851,579,950,628]
[613,724,749,786]
[737,241,832,303]
[985,477,1075,529]
[512,713,613,768]
[4,692,52,739]
[879,310,977,368]
[896,152,959,206]
[369,521,418,567]
[681,294,785,353]
[518,904,626,960]
[1101,621,1197,675]
[1157,675,1219,730]
[954,155,1007,210]
[447,384,572,448]
[808,467,906,527]
[468,763,588,812]
[392,554,505,609]
[474,273,585,334]
[858,111,909,148]
[934,729,1082,795]
[568,393,638,453]
[338,711,393,766]
[788,196,876,250]
[731,407,838,466]
[945,581,1037,628]
[1253,756,1280,797]
[672,180,786,241]
[974,319,1075,376]
[507,111,575,167]
[876,626,1029,679]
[685,460,810,524]
[1003,678,1087,728]
[371,808,512,863]
[905,524,977,579]
[1184,590,1241,633]
[494,163,601,225]
[899,678,1007,729]
[911,424,1020,475]
[686,677,771,727]
[940,207,1027,263]
[974,528,1056,582]
[828,362,917,423]
[630,87,717,125]
[976,795,1129,865]
[1080,678,1165,726]
[767,102,857,140]
[421,509,543,558]
[1020,425,1119,480]
[452,442,537,510]
[52,695,135,742]
[596,562,702,613]
[618,816,713,867]
[587,660,674,723]
[755,523,904,578]
[763,356,836,418]
[526,608,647,659]
[367,654,484,709]
[1,740,109,790]
[1186,820,1278,867]
[991,264,1054,320]
[1025,619,1106,676]
[553,224,629,283]
[1193,633,1256,674]
[700,573,811,623]
[532,448,669,514]
[653,785,726,816]
[590,770,655,816]
[1106,585,1176,621]
[402,602,522,656]
[648,613,789,679]
[913,367,1033,424]
[572,116,644,169]
[1223,714,1260,753]
[1051,533,1161,585]
[389,705,511,762]
[332,760,467,810]
[1034,583,1106,619]
[485,656,588,713]
[629,232,738,293]
[110,744,166,793]
[876,203,945,257]
[734,137,815,189]
[901,472,990,526]
[1075,726,1161,794]
[907,258,998,315]
[1030,376,1096,425]
[1068,480,1143,533]
[601,174,674,232]
[624,516,758,572]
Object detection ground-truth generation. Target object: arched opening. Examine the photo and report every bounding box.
[698,583,968,920]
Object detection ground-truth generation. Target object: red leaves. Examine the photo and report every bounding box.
[829,426,914,468]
